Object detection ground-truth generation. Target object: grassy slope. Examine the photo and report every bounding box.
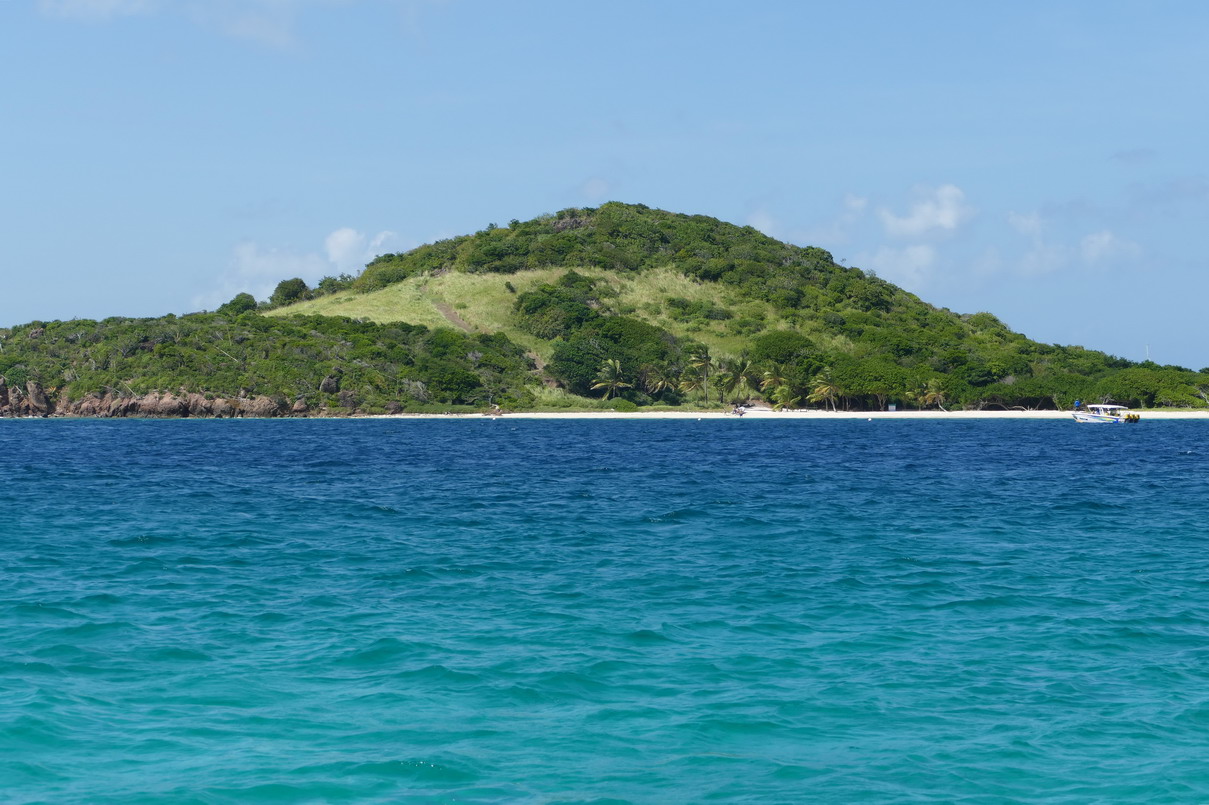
[261,201,1206,410]
[269,266,804,363]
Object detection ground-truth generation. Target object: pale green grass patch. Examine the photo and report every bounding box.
[266,282,450,329]
[268,266,815,363]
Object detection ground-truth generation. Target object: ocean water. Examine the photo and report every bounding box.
[4,418,1209,804]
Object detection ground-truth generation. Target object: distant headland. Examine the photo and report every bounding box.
[3,202,1206,418]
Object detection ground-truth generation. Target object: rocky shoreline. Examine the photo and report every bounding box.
[0,378,323,418]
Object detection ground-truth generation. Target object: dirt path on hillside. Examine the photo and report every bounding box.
[433,302,473,332]
[430,303,557,386]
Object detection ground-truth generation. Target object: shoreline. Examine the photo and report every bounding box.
[8,409,1209,422]
[383,408,1209,421]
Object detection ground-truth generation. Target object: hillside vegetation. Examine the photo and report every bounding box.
[3,202,1207,416]
[272,202,1209,412]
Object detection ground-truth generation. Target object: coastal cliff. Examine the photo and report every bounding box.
[0,379,324,418]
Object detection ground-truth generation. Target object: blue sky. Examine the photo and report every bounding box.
[5,1,1208,368]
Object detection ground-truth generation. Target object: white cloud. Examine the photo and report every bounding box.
[324,228,363,267]
[41,0,330,48]
[188,0,320,49]
[1007,211,1043,238]
[971,247,1003,278]
[1008,211,1069,275]
[193,226,397,310]
[798,193,869,246]
[194,242,329,311]
[746,209,779,238]
[1081,229,1140,264]
[324,227,398,274]
[218,11,297,49]
[861,244,936,290]
[879,184,972,238]
[38,0,156,19]
[1004,211,1140,275]
[1018,243,1071,276]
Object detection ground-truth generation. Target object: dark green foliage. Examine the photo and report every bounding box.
[357,202,826,290]
[359,237,467,289]
[513,270,605,339]
[664,297,732,323]
[749,330,818,368]
[1091,367,1203,409]
[0,314,534,413]
[549,316,683,397]
[269,278,311,308]
[360,202,1205,410]
[8,202,1207,414]
[315,273,356,297]
[217,293,257,315]
[548,336,606,396]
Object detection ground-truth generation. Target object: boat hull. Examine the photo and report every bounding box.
[1072,412,1140,424]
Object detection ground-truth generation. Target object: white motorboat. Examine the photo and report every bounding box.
[1072,403,1140,424]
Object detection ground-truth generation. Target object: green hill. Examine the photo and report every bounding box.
[270,202,1208,412]
[2,202,1206,416]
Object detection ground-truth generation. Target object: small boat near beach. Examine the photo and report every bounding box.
[1072,403,1140,424]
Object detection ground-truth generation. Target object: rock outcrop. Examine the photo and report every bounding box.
[0,383,317,419]
[319,371,342,394]
[25,381,53,417]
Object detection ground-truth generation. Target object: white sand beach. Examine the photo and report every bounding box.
[390,408,1209,421]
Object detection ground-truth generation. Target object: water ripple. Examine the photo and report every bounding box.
[3,419,1209,801]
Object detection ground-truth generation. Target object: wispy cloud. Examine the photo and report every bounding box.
[325,227,398,274]
[38,0,157,20]
[193,226,397,310]
[1110,148,1156,164]
[1080,229,1140,264]
[1007,211,1043,238]
[39,0,357,48]
[1125,176,1209,209]
[1018,242,1071,276]
[861,244,936,289]
[1005,210,1140,275]
[799,193,869,247]
[1007,209,1070,275]
[830,186,969,290]
[186,0,313,50]
[198,242,330,311]
[879,184,973,238]
[746,208,779,238]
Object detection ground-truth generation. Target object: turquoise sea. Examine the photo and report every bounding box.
[4,418,1209,803]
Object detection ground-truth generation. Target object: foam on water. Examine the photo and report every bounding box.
[3,419,1209,802]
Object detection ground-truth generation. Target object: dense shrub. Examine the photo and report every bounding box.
[0,314,534,413]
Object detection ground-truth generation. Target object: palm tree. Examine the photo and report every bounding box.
[770,384,802,411]
[733,359,761,401]
[638,363,676,398]
[807,370,843,412]
[688,350,713,403]
[760,364,787,395]
[591,359,632,399]
[714,360,740,403]
[919,378,948,411]
[678,372,705,401]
